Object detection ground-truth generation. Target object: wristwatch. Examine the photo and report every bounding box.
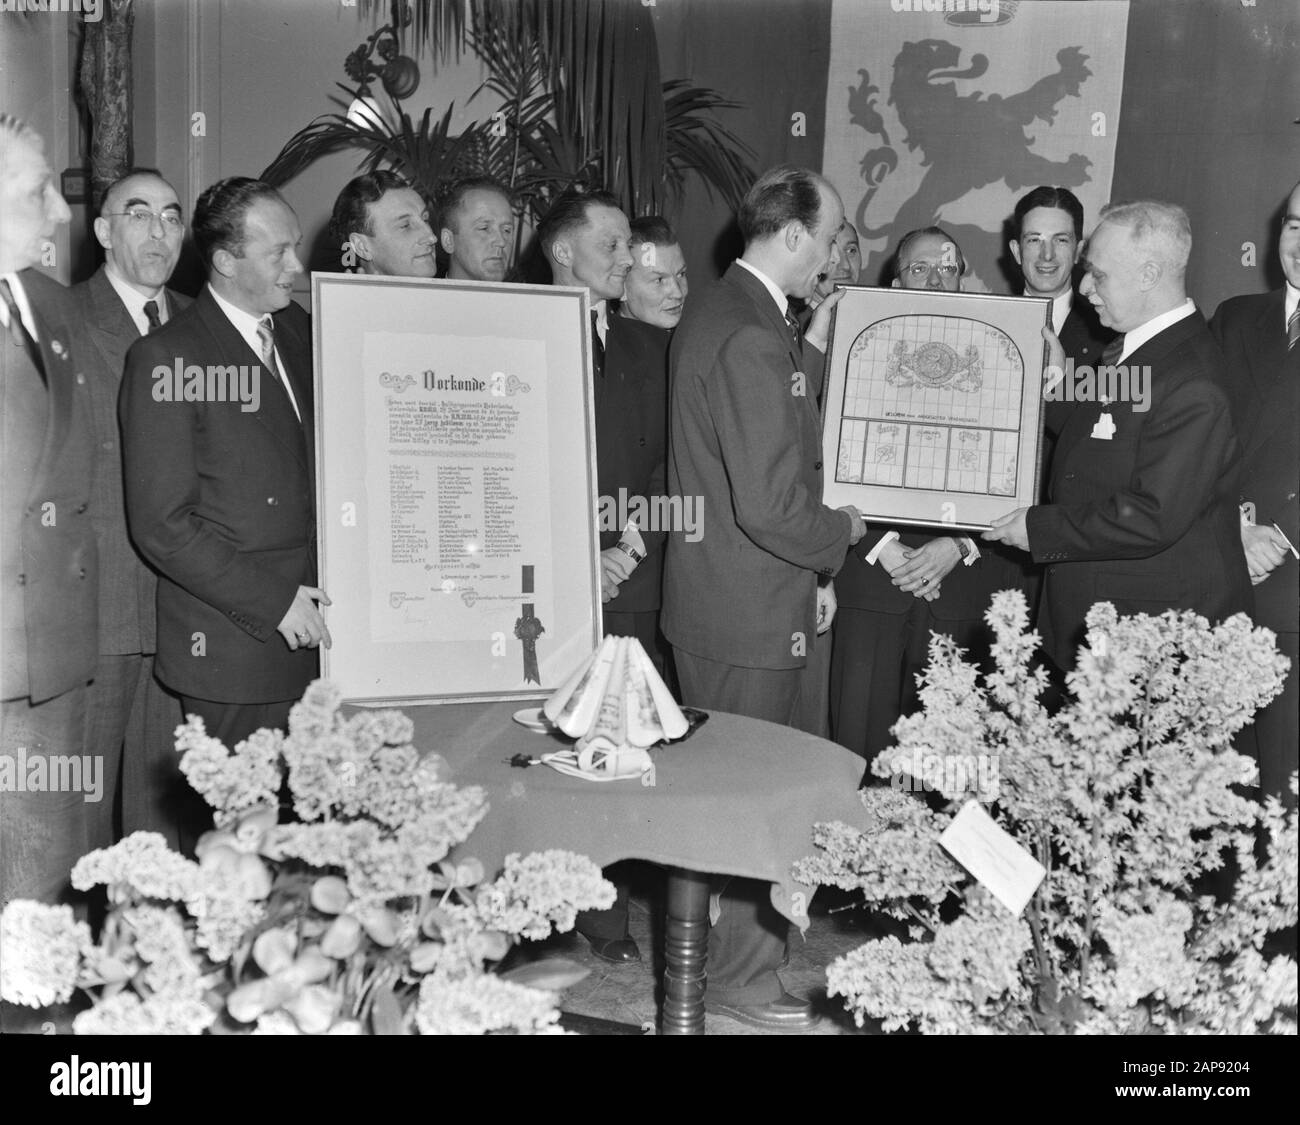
[615,541,644,564]
[956,537,972,561]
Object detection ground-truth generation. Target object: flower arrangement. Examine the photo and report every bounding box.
[796,592,1298,1034]
[0,681,614,1034]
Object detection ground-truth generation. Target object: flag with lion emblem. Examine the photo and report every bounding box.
[822,0,1129,292]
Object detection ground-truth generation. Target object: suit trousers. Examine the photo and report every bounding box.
[800,628,833,739]
[671,648,818,1004]
[1,686,93,910]
[1255,630,1299,810]
[829,604,993,776]
[84,653,187,852]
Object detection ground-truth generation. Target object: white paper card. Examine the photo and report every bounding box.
[939,800,1046,915]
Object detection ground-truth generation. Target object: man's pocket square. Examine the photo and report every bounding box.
[1090,412,1116,440]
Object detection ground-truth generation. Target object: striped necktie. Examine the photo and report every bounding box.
[1287,306,1298,351]
[257,316,301,421]
[1100,334,1125,366]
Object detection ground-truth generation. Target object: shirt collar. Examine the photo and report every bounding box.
[0,271,39,342]
[735,258,788,318]
[208,283,272,356]
[592,299,609,346]
[105,262,166,334]
[1285,282,1298,324]
[1023,288,1073,335]
[1115,298,1196,363]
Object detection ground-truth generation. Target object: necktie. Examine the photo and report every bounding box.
[591,310,605,380]
[1288,307,1299,352]
[785,305,802,351]
[0,277,46,386]
[143,298,163,333]
[1100,334,1125,366]
[257,316,300,421]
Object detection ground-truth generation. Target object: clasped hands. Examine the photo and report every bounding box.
[878,537,961,602]
[278,585,332,651]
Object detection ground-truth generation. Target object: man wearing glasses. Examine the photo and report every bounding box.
[70,169,192,851]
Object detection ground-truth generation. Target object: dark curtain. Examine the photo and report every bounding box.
[653,0,832,280]
[1110,0,1300,311]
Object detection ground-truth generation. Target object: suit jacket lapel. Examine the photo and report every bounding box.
[725,263,820,425]
[1051,312,1204,483]
[194,289,308,468]
[1239,291,1291,456]
[727,263,802,370]
[273,304,315,488]
[26,297,77,482]
[86,267,140,376]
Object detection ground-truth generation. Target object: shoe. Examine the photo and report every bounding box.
[583,935,641,964]
[705,990,819,1030]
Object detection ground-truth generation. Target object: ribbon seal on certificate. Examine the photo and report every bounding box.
[514,604,546,684]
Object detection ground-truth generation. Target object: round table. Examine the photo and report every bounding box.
[396,700,872,1033]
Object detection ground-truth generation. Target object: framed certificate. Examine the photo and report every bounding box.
[821,287,1051,531]
[312,274,602,705]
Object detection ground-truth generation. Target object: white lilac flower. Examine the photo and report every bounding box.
[473,851,616,941]
[123,905,202,996]
[415,971,561,1035]
[0,901,91,1007]
[70,832,202,904]
[72,989,215,1035]
[799,592,1298,1035]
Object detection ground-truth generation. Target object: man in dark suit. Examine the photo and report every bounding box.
[0,116,98,919]
[829,228,1029,770]
[71,169,190,851]
[119,177,329,760]
[1008,186,1113,480]
[1210,180,1300,809]
[986,201,1251,672]
[600,215,686,668]
[538,190,653,965]
[662,165,866,1028]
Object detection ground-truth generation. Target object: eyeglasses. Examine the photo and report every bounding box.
[103,208,185,233]
[903,261,960,280]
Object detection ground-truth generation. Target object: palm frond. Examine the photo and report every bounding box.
[260,88,482,201]
[330,1,756,225]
